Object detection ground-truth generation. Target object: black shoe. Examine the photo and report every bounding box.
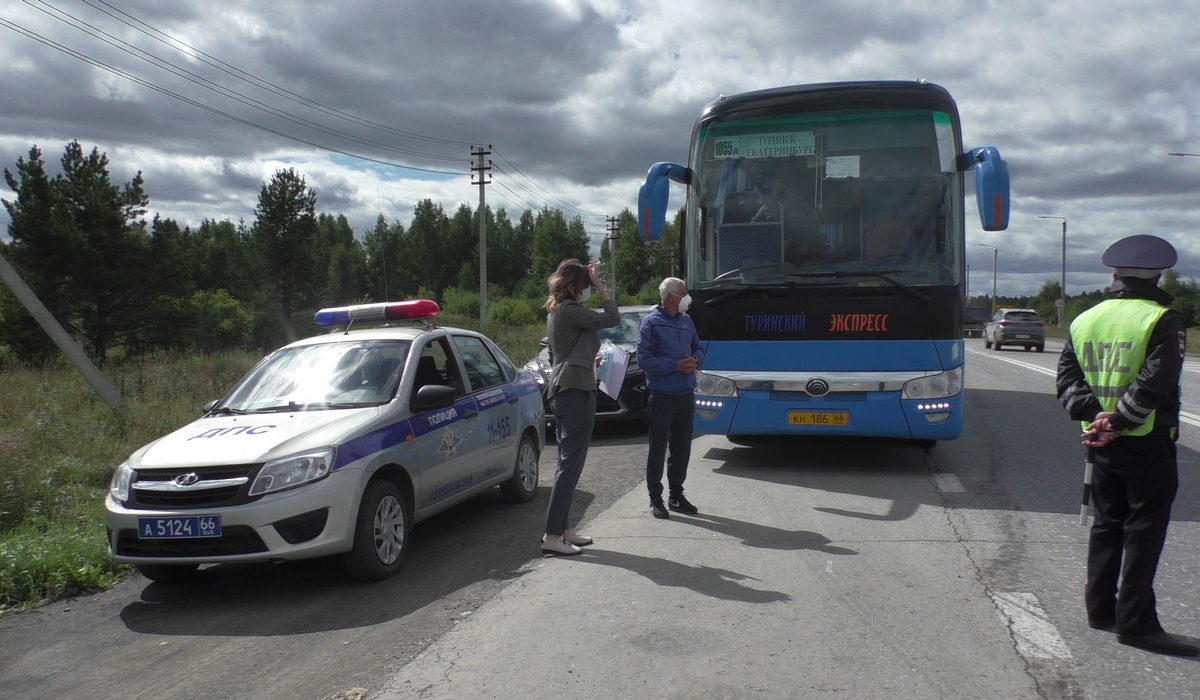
[1117,631,1200,657]
[1088,618,1116,632]
[650,499,669,519]
[668,495,698,514]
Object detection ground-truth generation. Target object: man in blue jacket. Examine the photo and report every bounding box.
[638,278,705,518]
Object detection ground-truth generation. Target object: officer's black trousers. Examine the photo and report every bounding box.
[1086,435,1178,635]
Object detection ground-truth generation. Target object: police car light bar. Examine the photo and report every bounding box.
[313,300,440,327]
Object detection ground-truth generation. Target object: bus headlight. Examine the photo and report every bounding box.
[902,366,962,400]
[695,371,738,398]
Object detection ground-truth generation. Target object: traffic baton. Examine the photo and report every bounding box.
[1079,450,1094,526]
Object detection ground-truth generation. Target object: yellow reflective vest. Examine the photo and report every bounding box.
[1069,298,1170,436]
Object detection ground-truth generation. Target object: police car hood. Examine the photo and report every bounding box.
[139,409,381,469]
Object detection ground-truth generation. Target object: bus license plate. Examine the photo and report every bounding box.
[788,411,848,427]
[137,515,222,539]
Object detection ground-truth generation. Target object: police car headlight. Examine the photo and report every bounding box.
[695,371,738,398]
[110,443,152,503]
[110,461,135,503]
[902,366,962,400]
[250,448,335,496]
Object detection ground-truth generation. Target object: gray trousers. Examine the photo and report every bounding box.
[544,388,596,536]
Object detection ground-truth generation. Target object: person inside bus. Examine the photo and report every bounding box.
[864,214,930,262]
[743,160,824,264]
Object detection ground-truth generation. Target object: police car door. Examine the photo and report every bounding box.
[409,336,487,513]
[451,334,519,485]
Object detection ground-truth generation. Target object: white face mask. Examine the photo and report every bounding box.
[677,293,692,313]
[577,286,591,302]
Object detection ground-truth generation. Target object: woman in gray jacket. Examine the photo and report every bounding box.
[541,259,619,555]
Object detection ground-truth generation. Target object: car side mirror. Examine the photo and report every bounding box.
[539,337,549,348]
[411,384,457,412]
[202,399,218,414]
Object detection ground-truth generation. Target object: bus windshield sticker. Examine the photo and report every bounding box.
[825,155,860,179]
[711,132,815,160]
[932,112,956,173]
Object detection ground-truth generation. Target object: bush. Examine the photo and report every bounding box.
[440,286,480,316]
[631,280,663,305]
[489,297,537,327]
[183,289,252,352]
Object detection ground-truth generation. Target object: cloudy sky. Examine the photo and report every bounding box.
[2,0,1198,297]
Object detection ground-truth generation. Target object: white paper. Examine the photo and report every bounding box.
[597,342,631,400]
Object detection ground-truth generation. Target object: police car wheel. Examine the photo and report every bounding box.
[500,434,539,503]
[345,480,410,581]
[137,563,199,583]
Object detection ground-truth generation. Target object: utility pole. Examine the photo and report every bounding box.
[471,145,492,328]
[1038,215,1068,329]
[979,244,998,315]
[0,251,127,412]
[606,216,619,297]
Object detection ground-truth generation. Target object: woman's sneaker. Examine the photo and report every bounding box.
[541,537,582,556]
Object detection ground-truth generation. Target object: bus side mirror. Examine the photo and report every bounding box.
[969,146,1010,232]
[637,162,691,242]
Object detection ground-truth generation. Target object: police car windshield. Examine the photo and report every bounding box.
[222,340,412,412]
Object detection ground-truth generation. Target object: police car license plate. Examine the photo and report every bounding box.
[788,410,849,427]
[137,515,222,539]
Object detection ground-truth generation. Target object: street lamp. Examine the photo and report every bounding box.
[1038,215,1067,329]
[978,244,998,314]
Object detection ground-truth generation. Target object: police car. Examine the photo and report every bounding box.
[105,300,544,582]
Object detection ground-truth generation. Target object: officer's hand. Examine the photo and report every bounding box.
[1081,412,1118,447]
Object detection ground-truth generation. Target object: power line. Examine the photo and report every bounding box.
[5,5,620,220]
[22,0,470,164]
[490,165,606,223]
[492,147,605,218]
[81,0,475,148]
[0,18,464,176]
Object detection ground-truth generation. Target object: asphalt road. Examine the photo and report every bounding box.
[3,338,1200,699]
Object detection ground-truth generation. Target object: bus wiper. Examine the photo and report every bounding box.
[705,269,930,308]
[705,282,778,308]
[780,270,931,304]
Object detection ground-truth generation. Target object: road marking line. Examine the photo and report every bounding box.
[966,349,1200,428]
[932,472,964,493]
[966,348,1055,376]
[991,591,1073,660]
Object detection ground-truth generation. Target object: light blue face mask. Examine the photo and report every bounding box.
[578,286,592,302]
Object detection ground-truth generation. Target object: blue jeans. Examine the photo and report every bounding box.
[646,392,694,500]
[544,388,596,536]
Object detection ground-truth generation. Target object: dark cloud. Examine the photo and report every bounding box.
[3,0,1200,295]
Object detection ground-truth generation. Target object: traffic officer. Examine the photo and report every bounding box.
[1055,234,1198,657]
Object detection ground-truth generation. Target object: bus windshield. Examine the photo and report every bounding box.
[687,109,963,289]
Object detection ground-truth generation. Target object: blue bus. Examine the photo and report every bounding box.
[638,81,1009,445]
